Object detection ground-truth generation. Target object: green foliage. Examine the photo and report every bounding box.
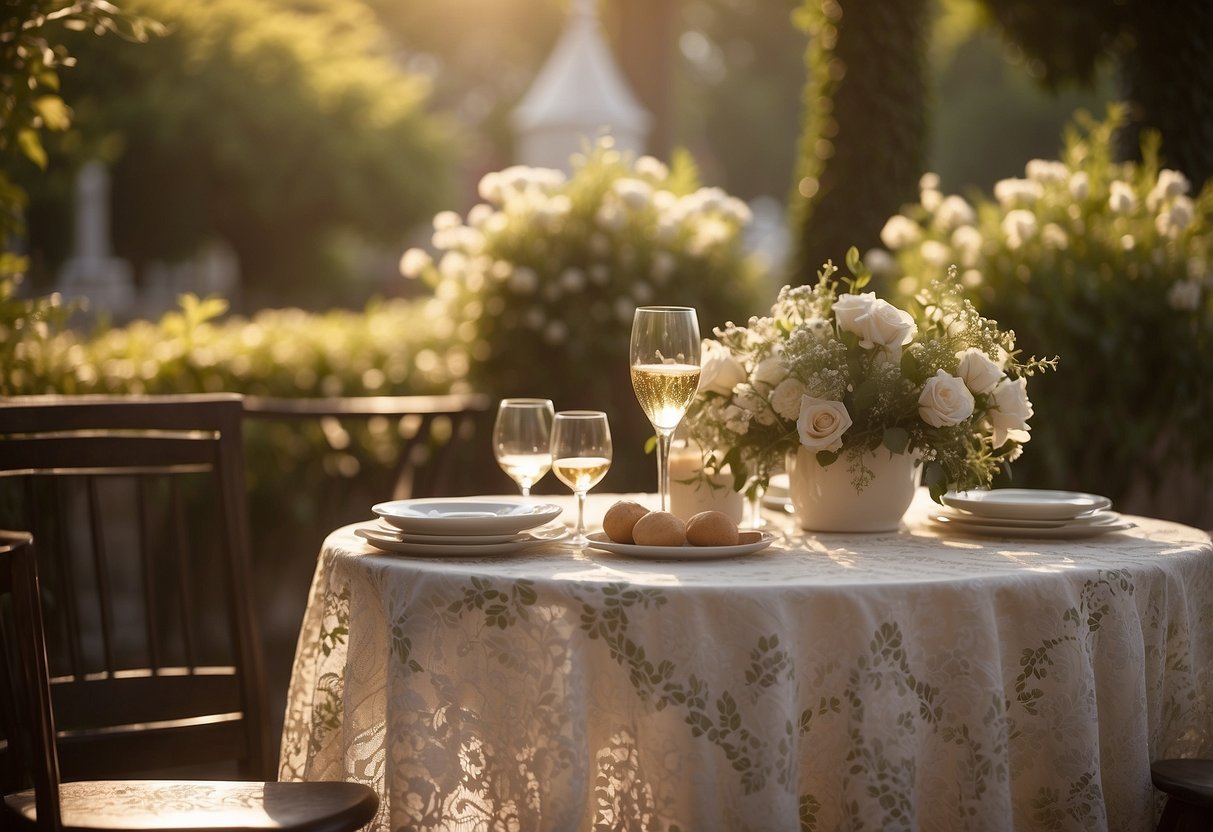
[0,1,160,264]
[789,0,930,287]
[23,0,454,305]
[880,107,1213,521]
[403,140,766,489]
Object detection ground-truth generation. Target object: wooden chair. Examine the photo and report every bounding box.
[0,531,379,832]
[0,394,271,781]
[1152,758,1213,831]
[242,393,491,500]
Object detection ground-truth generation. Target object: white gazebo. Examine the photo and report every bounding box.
[512,0,651,171]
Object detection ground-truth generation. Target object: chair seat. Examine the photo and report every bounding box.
[4,780,379,832]
[1152,758,1213,809]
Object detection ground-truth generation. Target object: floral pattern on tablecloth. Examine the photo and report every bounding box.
[279,496,1213,832]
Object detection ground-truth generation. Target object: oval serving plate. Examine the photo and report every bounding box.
[584,531,774,560]
[373,499,562,535]
[941,489,1112,521]
[357,522,567,556]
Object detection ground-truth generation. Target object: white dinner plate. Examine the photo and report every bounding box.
[356,522,568,556]
[372,520,529,545]
[373,499,562,535]
[929,508,1125,530]
[941,489,1112,521]
[927,514,1136,540]
[584,531,774,560]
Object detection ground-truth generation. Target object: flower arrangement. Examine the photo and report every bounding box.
[400,138,766,487]
[683,248,1056,501]
[875,106,1213,521]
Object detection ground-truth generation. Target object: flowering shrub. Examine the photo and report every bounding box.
[400,140,765,484]
[876,107,1213,517]
[683,249,1056,500]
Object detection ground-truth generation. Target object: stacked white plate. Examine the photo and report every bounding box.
[357,498,566,556]
[931,489,1135,539]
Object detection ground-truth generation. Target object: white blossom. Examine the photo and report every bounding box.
[1002,209,1038,249]
[1156,195,1195,237]
[936,195,977,230]
[1025,159,1069,183]
[1147,169,1191,210]
[1108,181,1137,214]
[1068,171,1089,201]
[399,248,431,279]
[994,178,1043,207]
[1041,223,1069,250]
[1167,279,1202,311]
[634,155,670,180]
[879,215,922,250]
[770,377,806,420]
[921,240,951,267]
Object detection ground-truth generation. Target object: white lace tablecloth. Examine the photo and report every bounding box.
[278,491,1213,832]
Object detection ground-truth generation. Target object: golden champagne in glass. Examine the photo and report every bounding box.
[629,307,701,511]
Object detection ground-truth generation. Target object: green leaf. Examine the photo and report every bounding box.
[924,462,947,501]
[33,95,71,131]
[643,435,657,455]
[815,449,839,467]
[882,427,909,455]
[845,246,861,274]
[16,129,47,169]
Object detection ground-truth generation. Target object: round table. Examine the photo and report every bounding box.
[278,491,1213,832]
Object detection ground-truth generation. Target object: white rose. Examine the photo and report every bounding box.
[771,377,807,420]
[699,339,747,396]
[831,292,876,334]
[797,396,852,452]
[734,383,776,425]
[955,348,1003,395]
[918,370,975,427]
[752,355,788,390]
[835,293,917,352]
[989,376,1033,446]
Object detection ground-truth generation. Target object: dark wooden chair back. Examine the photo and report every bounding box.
[0,394,271,781]
[0,531,61,828]
[242,393,491,499]
[0,531,380,832]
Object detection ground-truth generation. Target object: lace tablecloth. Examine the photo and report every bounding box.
[279,491,1213,832]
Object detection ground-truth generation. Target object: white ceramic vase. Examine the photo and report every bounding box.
[786,446,921,532]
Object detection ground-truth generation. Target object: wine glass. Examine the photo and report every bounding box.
[493,398,554,497]
[630,307,701,511]
[550,411,612,546]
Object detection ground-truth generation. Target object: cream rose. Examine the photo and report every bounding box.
[918,370,975,427]
[834,293,917,352]
[771,377,807,421]
[989,376,1033,446]
[699,339,746,396]
[955,348,1003,395]
[797,396,852,452]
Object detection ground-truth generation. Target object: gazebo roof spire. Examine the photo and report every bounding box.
[512,0,650,136]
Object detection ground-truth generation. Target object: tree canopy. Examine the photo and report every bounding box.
[21,0,454,307]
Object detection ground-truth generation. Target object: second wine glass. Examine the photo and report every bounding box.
[493,398,554,497]
[630,306,701,511]
[550,411,612,547]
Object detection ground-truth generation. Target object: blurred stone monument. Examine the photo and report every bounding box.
[513,0,651,171]
[57,160,135,317]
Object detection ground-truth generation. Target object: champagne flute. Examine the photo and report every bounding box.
[550,411,612,547]
[493,398,555,497]
[630,307,701,511]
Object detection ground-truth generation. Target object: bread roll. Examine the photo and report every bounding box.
[603,500,650,544]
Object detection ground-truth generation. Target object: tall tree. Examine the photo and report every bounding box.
[788,0,930,284]
[974,0,1213,187]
